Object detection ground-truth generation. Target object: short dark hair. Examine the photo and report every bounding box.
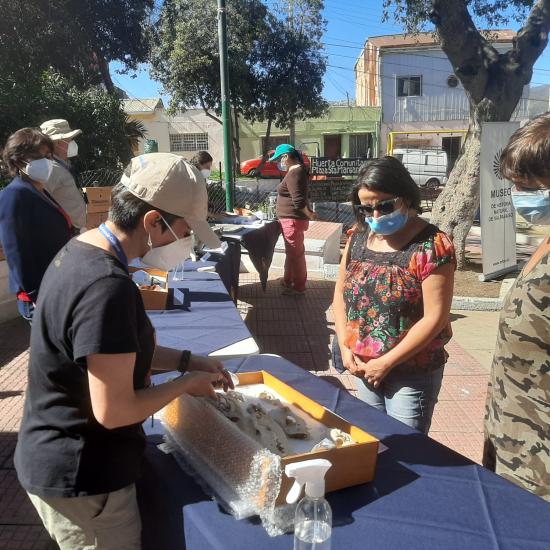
[351,156,421,226]
[190,151,213,169]
[2,128,54,177]
[108,182,180,233]
[499,113,550,183]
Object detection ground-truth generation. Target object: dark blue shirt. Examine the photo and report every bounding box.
[0,177,72,301]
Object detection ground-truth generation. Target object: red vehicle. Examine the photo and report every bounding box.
[240,150,311,178]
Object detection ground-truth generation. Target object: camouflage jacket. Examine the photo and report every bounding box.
[483,248,550,501]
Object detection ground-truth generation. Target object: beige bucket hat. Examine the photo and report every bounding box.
[120,153,221,249]
[40,119,82,141]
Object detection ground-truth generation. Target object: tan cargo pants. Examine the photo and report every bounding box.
[28,484,141,550]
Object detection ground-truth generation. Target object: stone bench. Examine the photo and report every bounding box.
[271,220,343,278]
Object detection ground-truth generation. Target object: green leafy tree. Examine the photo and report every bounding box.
[150,0,327,166]
[0,71,135,185]
[383,0,550,268]
[0,0,154,93]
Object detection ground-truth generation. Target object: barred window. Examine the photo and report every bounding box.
[169,133,209,152]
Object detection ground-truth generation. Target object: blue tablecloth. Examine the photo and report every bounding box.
[147,272,253,358]
[137,355,550,550]
[187,241,241,300]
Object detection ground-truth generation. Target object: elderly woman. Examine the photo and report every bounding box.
[483,114,550,501]
[0,128,73,322]
[15,153,233,549]
[333,156,455,433]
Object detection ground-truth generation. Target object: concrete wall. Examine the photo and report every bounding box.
[0,260,17,323]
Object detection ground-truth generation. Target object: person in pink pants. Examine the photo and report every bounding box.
[269,144,316,295]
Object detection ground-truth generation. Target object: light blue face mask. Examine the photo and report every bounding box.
[277,162,286,172]
[366,208,408,235]
[511,189,550,225]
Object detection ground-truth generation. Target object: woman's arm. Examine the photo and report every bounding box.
[359,262,455,387]
[151,346,233,388]
[87,353,223,429]
[332,238,362,373]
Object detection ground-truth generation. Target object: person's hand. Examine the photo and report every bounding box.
[187,355,234,390]
[341,347,365,376]
[180,371,222,398]
[357,356,393,389]
[308,210,318,221]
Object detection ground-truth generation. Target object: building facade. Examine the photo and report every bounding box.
[123,99,225,166]
[355,31,529,169]
[238,105,381,162]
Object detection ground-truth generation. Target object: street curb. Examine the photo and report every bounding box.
[451,296,502,311]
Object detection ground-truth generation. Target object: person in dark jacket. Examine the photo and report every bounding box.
[0,128,73,322]
[270,144,316,295]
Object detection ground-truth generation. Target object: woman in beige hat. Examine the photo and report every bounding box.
[15,153,233,549]
[40,119,87,230]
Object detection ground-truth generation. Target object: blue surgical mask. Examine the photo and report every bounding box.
[277,162,286,172]
[366,208,408,235]
[511,189,550,225]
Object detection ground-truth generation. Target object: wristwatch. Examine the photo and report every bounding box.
[177,350,191,374]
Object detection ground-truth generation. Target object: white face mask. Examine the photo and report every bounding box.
[201,168,211,179]
[67,140,78,158]
[141,216,193,271]
[22,158,53,183]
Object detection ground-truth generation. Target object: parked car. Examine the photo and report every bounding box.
[392,148,448,187]
[240,150,311,178]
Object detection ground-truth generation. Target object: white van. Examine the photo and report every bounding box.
[392,148,448,187]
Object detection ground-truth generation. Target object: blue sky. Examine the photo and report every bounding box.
[110,0,550,105]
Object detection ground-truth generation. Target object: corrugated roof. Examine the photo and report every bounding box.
[122,98,164,114]
[367,30,515,49]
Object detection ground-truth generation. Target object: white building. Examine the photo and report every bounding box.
[123,99,225,168]
[355,31,529,170]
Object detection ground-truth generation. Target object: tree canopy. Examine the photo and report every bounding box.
[0,0,154,92]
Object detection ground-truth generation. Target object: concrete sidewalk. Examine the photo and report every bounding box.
[0,273,500,549]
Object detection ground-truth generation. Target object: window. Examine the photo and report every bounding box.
[397,76,422,97]
[349,133,372,158]
[261,135,291,152]
[169,133,209,152]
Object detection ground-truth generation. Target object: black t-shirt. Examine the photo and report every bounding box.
[15,239,155,497]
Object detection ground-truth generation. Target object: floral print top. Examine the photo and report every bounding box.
[343,224,456,372]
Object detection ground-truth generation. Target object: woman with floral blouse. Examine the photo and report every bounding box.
[333,156,455,433]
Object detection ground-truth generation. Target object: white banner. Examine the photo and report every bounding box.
[479,122,518,281]
[480,122,519,281]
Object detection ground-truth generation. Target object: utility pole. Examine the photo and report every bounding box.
[217,0,234,211]
[288,0,296,146]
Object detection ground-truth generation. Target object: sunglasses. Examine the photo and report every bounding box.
[356,197,401,216]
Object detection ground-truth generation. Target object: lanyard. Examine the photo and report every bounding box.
[99,223,128,267]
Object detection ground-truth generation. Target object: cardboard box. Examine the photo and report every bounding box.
[128,266,170,310]
[84,186,112,214]
[86,211,109,230]
[164,370,379,505]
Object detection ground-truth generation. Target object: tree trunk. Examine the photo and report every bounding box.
[431,95,519,269]
[232,109,241,166]
[430,129,481,269]
[94,50,115,95]
[289,118,296,146]
[254,118,273,178]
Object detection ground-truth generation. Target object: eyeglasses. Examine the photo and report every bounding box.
[356,197,401,216]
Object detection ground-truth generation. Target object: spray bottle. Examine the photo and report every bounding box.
[285,458,332,550]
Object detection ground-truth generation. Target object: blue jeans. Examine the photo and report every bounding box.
[355,365,444,434]
[17,300,35,324]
